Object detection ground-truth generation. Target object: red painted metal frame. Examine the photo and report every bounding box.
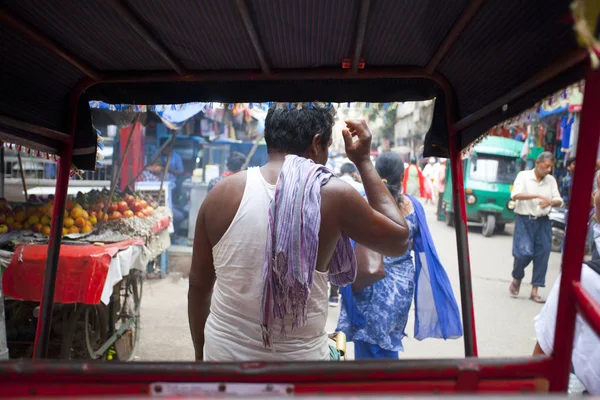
[8,62,595,397]
[31,92,76,359]
[0,357,553,396]
[448,129,478,358]
[2,3,594,392]
[572,282,600,335]
[548,65,600,392]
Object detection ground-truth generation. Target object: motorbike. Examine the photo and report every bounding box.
[549,207,566,253]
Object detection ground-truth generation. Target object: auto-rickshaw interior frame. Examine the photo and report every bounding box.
[0,0,599,395]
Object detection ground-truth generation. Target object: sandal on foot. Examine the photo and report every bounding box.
[529,295,546,304]
[509,280,521,296]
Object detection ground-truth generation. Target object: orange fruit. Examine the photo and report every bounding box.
[123,210,134,218]
[63,217,74,228]
[6,217,14,225]
[81,224,93,234]
[73,203,83,210]
[88,216,98,226]
[70,208,83,219]
[41,226,51,236]
[81,210,89,220]
[11,222,23,230]
[68,226,79,234]
[27,215,40,225]
[65,200,75,211]
[41,215,51,226]
[23,222,31,230]
[62,227,68,236]
[74,217,85,228]
[14,211,27,223]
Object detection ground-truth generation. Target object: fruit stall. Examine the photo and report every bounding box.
[0,160,172,360]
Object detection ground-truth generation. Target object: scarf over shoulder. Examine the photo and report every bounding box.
[261,155,357,347]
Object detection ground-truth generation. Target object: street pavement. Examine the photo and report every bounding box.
[137,202,562,361]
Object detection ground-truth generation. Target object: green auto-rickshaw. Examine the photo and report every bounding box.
[439,136,523,237]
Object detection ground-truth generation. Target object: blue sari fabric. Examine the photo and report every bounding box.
[338,196,463,359]
[337,213,417,355]
[409,196,463,340]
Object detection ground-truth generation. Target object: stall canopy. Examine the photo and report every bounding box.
[89,101,207,130]
[0,0,596,170]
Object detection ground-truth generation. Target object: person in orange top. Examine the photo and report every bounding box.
[402,158,431,200]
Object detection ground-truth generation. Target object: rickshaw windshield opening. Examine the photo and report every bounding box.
[469,155,519,184]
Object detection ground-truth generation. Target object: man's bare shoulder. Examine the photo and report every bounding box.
[321,176,356,197]
[204,171,247,209]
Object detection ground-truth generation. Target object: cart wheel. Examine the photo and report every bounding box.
[114,270,143,361]
[60,304,108,360]
[482,214,496,237]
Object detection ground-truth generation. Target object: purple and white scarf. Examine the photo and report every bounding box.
[260,155,357,347]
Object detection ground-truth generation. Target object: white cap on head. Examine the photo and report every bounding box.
[439,157,447,162]
[429,157,436,164]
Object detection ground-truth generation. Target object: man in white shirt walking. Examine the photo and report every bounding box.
[509,152,563,303]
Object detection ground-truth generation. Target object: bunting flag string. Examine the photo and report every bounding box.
[88,100,409,114]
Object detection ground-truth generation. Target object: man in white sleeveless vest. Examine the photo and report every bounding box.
[189,103,410,361]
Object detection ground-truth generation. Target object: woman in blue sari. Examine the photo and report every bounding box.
[337,152,462,359]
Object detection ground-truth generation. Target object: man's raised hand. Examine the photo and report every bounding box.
[342,120,372,166]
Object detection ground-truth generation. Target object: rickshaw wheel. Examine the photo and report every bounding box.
[482,214,496,237]
[114,269,143,361]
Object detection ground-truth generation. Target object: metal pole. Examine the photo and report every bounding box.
[449,131,478,357]
[241,134,264,171]
[100,114,140,224]
[549,66,600,392]
[17,152,28,201]
[158,130,178,206]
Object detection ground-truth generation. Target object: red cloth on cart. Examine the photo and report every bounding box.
[2,239,143,305]
[119,122,145,191]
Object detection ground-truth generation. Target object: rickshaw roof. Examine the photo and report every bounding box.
[0,0,590,169]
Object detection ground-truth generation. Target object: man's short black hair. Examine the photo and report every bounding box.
[566,157,576,168]
[264,103,336,155]
[227,152,246,172]
[340,163,357,176]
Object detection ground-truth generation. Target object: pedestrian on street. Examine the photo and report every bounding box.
[206,152,247,193]
[509,152,563,303]
[422,157,437,205]
[337,152,462,359]
[560,157,575,207]
[337,162,365,194]
[403,158,430,201]
[188,104,410,362]
[436,158,447,215]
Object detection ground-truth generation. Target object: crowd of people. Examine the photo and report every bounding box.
[187,104,598,394]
